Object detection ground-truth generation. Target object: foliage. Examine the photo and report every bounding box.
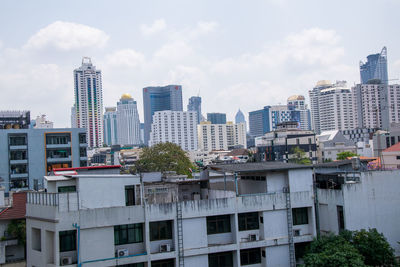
[289,146,311,165]
[337,151,358,160]
[7,219,26,246]
[303,234,367,267]
[134,142,195,177]
[342,228,397,267]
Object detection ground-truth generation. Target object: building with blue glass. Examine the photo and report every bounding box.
[206,113,226,124]
[103,107,117,146]
[143,85,183,145]
[187,96,202,124]
[360,47,388,84]
[249,106,271,137]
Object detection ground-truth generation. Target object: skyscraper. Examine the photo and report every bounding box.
[287,95,311,130]
[103,107,117,146]
[309,80,334,134]
[249,106,271,137]
[360,47,388,84]
[143,85,183,145]
[73,57,104,148]
[117,93,140,145]
[235,109,246,124]
[187,96,202,124]
[207,113,226,124]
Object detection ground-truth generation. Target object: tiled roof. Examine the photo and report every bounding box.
[0,192,26,220]
[383,142,400,152]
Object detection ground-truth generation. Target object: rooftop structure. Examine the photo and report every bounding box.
[0,110,30,129]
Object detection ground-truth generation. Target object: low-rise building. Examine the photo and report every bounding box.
[26,162,316,267]
[317,130,357,162]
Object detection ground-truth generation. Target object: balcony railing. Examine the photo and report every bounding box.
[27,191,79,211]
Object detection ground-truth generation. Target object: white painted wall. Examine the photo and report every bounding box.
[184,255,208,267]
[266,245,290,267]
[182,218,207,249]
[80,227,115,262]
[263,210,288,239]
[266,172,287,193]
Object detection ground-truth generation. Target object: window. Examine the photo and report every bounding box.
[292,208,308,225]
[209,252,233,267]
[238,212,259,231]
[240,248,261,265]
[9,135,27,146]
[117,264,144,267]
[32,228,41,251]
[59,230,76,252]
[151,259,174,267]
[79,133,86,144]
[150,220,172,241]
[337,206,345,232]
[125,185,135,206]
[58,186,76,193]
[114,223,143,245]
[207,215,231,235]
[396,156,400,160]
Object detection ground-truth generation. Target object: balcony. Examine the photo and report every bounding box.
[9,145,27,150]
[46,142,71,149]
[9,159,28,165]
[10,173,28,179]
[47,155,72,163]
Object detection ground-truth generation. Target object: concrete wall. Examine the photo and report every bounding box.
[183,255,208,267]
[266,245,290,267]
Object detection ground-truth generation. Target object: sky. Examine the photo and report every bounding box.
[0,0,399,127]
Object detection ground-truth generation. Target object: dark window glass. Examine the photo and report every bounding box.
[58,186,76,193]
[114,223,143,245]
[151,259,174,267]
[337,206,345,232]
[292,208,308,225]
[125,185,135,206]
[238,212,259,231]
[391,136,395,146]
[207,215,231,235]
[9,135,27,146]
[150,221,172,241]
[209,252,233,267]
[240,248,261,265]
[79,133,86,144]
[59,230,76,252]
[117,263,144,267]
[79,147,87,157]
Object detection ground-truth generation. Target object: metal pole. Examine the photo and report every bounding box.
[313,167,320,238]
[234,173,239,197]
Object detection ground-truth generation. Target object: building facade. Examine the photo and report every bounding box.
[207,113,227,124]
[149,111,198,151]
[187,96,202,124]
[143,85,183,145]
[359,47,388,84]
[287,95,311,131]
[235,109,246,124]
[0,128,87,192]
[249,107,271,138]
[198,122,247,152]
[117,94,141,146]
[73,57,104,148]
[103,107,118,146]
[33,114,54,129]
[26,162,317,267]
[0,110,30,129]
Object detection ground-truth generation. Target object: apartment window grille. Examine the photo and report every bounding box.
[240,248,261,265]
[114,223,143,245]
[238,212,259,231]
[150,220,172,241]
[292,207,309,225]
[59,230,76,252]
[207,215,231,235]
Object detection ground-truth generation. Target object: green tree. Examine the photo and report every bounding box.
[7,219,26,246]
[289,146,311,165]
[135,142,195,177]
[343,229,397,267]
[336,151,358,160]
[303,234,367,267]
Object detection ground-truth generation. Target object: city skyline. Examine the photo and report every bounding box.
[0,1,399,128]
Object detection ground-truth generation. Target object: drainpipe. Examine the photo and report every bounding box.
[72,223,81,267]
[234,172,239,196]
[312,168,320,238]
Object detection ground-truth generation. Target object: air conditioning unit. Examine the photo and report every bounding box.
[160,243,171,252]
[249,234,259,241]
[60,256,72,266]
[294,229,301,236]
[117,248,129,257]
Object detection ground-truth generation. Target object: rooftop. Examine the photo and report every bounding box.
[208,162,311,174]
[0,192,27,220]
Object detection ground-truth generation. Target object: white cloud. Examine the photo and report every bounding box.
[105,49,145,67]
[140,19,167,35]
[24,21,109,51]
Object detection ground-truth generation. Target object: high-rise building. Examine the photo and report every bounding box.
[198,121,246,151]
[235,109,246,124]
[149,111,198,151]
[117,94,141,146]
[249,107,271,137]
[73,57,104,148]
[287,95,311,131]
[187,96,202,124]
[309,80,356,134]
[103,107,118,146]
[360,47,388,84]
[143,85,183,145]
[207,113,226,124]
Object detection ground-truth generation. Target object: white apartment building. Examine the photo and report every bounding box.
[117,94,141,146]
[26,162,317,267]
[318,84,356,132]
[198,122,247,152]
[309,80,334,134]
[72,57,104,148]
[149,111,198,151]
[34,114,54,128]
